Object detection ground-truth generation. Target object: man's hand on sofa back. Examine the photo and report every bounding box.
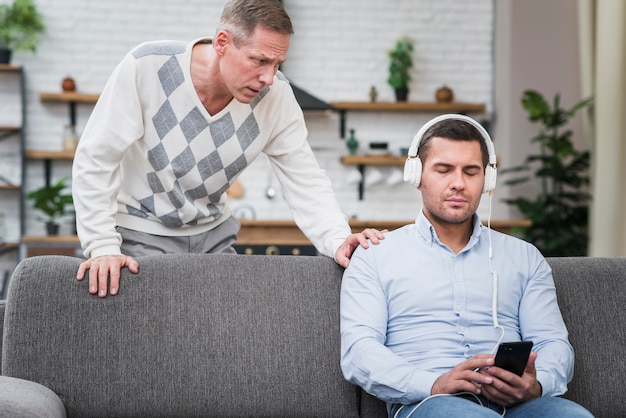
[76,255,139,298]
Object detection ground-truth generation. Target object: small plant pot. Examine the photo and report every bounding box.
[394,87,408,102]
[46,221,60,236]
[0,49,12,64]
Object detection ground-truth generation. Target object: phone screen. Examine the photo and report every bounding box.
[494,341,533,376]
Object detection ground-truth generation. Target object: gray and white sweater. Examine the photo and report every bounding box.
[73,38,350,259]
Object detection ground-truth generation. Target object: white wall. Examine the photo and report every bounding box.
[1,0,586,273]
[494,0,585,211]
[0,0,494,237]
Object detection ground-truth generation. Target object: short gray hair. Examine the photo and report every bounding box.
[218,0,294,47]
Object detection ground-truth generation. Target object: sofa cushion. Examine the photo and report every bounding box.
[2,254,358,417]
[0,375,66,417]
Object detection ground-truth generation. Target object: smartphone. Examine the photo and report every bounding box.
[494,341,533,376]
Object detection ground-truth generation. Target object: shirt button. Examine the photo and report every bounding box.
[459,326,465,332]
[456,304,463,311]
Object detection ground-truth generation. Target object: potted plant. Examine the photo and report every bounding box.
[0,0,45,64]
[26,177,74,236]
[387,37,413,102]
[502,90,593,256]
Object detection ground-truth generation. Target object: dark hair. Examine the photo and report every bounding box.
[418,119,489,168]
[218,0,294,47]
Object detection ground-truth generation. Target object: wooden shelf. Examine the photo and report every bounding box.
[22,235,79,244]
[330,101,486,139]
[39,91,99,147]
[341,155,405,166]
[236,220,414,246]
[0,125,22,141]
[25,150,75,160]
[236,219,530,245]
[0,64,22,72]
[0,242,19,255]
[331,101,486,113]
[0,184,20,191]
[21,235,80,257]
[0,125,21,142]
[39,92,100,104]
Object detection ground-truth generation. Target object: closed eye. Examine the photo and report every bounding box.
[465,167,482,176]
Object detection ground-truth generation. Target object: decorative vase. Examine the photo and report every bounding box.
[346,129,359,156]
[435,85,454,103]
[62,76,76,92]
[394,87,408,102]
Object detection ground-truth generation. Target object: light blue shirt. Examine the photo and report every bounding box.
[340,211,574,407]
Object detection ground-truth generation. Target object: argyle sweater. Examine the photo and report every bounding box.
[73,38,350,259]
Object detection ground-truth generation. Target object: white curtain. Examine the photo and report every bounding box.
[579,0,626,256]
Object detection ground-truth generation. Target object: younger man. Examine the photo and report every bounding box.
[340,115,592,417]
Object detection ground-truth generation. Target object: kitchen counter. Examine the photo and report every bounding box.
[235,219,531,246]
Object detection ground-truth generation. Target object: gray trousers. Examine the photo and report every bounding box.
[118,216,240,257]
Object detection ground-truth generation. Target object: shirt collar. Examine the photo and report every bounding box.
[415,210,483,252]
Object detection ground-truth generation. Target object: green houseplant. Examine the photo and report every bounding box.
[387,37,413,102]
[0,0,45,64]
[27,177,74,235]
[502,90,593,256]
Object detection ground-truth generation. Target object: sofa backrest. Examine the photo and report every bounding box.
[2,255,625,418]
[1,254,359,417]
[545,257,626,418]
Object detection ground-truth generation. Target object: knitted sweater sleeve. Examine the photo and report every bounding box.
[262,83,351,258]
[72,54,144,258]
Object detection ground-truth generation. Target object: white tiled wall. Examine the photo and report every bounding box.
[0,0,495,254]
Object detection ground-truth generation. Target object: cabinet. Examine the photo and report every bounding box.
[20,92,99,257]
[331,101,487,199]
[0,64,25,264]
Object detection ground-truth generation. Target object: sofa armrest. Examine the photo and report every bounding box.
[0,376,66,418]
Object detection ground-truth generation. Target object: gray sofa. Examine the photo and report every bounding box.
[0,254,624,418]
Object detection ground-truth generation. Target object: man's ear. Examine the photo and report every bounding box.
[213,30,230,56]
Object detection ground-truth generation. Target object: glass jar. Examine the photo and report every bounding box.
[62,124,78,151]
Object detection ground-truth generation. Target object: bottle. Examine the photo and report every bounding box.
[346,129,359,156]
[62,124,78,151]
[369,85,378,103]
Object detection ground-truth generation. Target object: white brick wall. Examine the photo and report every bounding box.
[0,0,494,256]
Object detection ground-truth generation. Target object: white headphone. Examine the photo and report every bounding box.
[403,114,497,193]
